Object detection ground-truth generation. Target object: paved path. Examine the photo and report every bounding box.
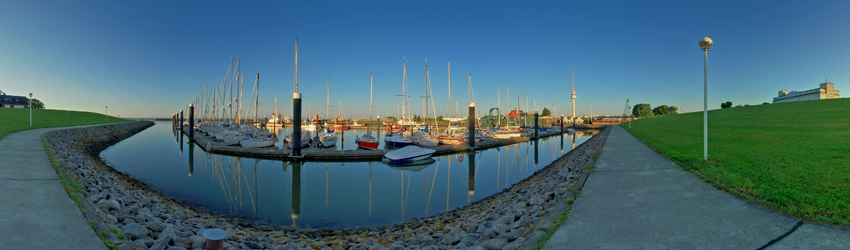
[544,125,850,249]
[0,125,109,250]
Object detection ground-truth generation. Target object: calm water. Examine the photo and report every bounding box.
[101,121,592,229]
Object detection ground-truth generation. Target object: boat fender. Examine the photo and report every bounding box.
[458,156,464,162]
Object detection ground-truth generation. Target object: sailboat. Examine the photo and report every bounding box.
[436,62,464,145]
[410,62,439,147]
[385,60,415,148]
[356,72,379,150]
[240,73,277,148]
[318,77,338,148]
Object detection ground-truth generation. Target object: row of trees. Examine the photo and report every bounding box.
[632,103,679,118]
[0,90,45,109]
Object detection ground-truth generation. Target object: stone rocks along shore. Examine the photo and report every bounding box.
[44,121,610,250]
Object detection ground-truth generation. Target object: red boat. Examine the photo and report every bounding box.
[332,123,350,131]
[355,133,379,150]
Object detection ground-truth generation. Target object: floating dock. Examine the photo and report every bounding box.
[181,127,602,161]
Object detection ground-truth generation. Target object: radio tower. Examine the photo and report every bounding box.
[571,69,576,119]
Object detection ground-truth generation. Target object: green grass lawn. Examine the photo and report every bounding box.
[0,108,129,138]
[622,98,850,226]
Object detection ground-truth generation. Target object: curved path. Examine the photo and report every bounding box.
[544,125,849,249]
[0,125,110,250]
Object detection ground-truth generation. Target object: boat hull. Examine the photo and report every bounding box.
[382,146,436,164]
[240,139,276,148]
[355,139,379,150]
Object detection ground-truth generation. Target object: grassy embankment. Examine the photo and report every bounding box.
[622,98,849,226]
[0,108,128,138]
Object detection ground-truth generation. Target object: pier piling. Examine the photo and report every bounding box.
[560,115,564,133]
[292,93,302,157]
[468,103,475,148]
[534,112,539,138]
[188,103,195,140]
[180,110,184,130]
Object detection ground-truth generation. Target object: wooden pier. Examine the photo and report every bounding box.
[181,126,601,161]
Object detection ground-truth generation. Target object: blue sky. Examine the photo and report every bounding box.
[2,1,849,119]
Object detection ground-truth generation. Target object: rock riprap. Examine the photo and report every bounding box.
[44,122,610,249]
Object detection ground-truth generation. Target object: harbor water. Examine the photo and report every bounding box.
[101,121,593,229]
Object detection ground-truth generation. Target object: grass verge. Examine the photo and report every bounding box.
[622,98,850,226]
[43,137,121,249]
[0,108,128,138]
[531,199,575,250]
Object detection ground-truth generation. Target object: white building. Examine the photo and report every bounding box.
[773,82,840,103]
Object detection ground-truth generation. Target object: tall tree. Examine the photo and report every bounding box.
[632,103,652,118]
[541,107,551,116]
[31,98,45,109]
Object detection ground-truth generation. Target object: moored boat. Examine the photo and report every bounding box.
[382,145,436,164]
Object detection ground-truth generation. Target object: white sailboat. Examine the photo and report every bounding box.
[410,62,439,147]
[318,77,338,148]
[385,60,415,148]
[437,62,464,145]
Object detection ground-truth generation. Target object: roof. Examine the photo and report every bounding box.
[0,95,30,105]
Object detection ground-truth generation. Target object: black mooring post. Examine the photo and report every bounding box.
[180,110,184,132]
[534,112,539,138]
[560,115,564,133]
[292,93,302,156]
[468,103,475,148]
[188,103,195,140]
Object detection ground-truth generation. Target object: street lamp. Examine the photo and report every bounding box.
[29,93,33,127]
[105,106,108,123]
[699,37,713,160]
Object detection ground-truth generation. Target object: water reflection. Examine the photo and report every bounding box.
[102,121,594,229]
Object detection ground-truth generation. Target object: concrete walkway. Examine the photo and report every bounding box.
[0,126,108,249]
[544,125,850,249]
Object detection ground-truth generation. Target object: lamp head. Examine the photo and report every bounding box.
[699,37,713,51]
[29,93,32,98]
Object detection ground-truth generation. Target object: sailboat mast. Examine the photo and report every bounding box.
[369,72,373,134]
[498,86,500,127]
[402,60,407,120]
[448,62,451,131]
[255,73,259,123]
[294,38,299,93]
[425,63,429,124]
[327,77,330,122]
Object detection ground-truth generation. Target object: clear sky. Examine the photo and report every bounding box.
[2,0,849,119]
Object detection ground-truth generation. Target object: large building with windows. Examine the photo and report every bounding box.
[0,95,30,108]
[773,82,840,103]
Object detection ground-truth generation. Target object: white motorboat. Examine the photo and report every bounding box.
[382,145,436,164]
[285,131,312,149]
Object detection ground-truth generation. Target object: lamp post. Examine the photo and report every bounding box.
[699,37,713,160]
[29,93,33,127]
[105,106,108,123]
